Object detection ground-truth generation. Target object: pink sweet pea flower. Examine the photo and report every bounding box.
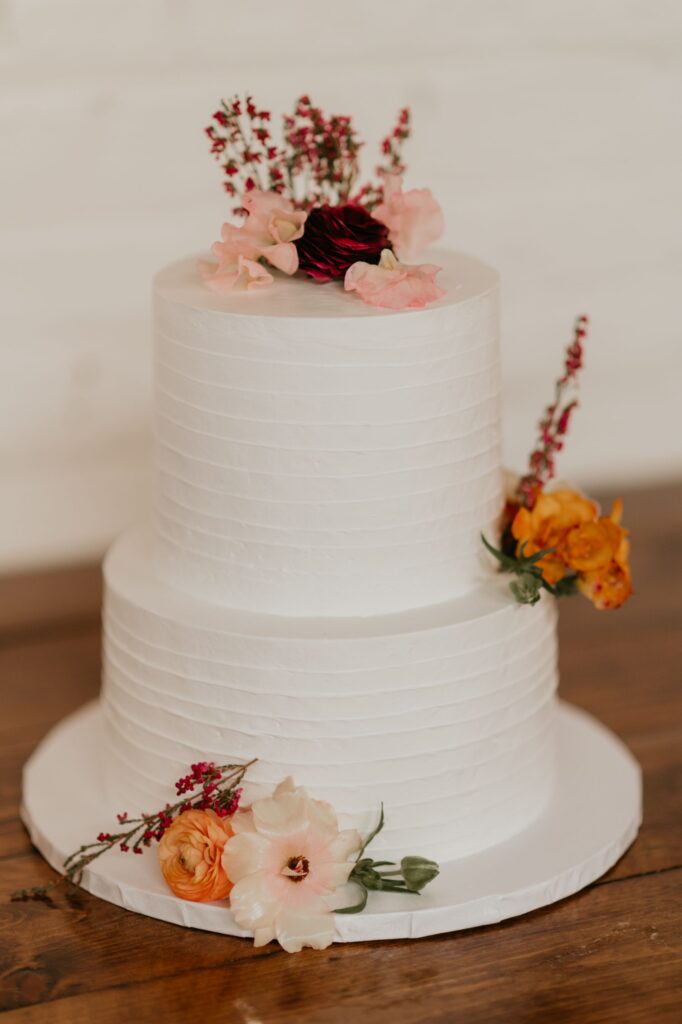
[373,174,444,262]
[222,778,361,953]
[211,221,261,266]
[200,254,273,293]
[201,190,307,290]
[239,190,307,273]
[345,248,445,310]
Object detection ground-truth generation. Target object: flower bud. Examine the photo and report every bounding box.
[400,856,440,892]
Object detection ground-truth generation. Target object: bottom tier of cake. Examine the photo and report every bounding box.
[101,526,559,863]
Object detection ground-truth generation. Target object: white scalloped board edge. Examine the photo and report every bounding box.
[21,700,641,943]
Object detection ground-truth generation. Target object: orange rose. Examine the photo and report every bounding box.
[512,489,598,584]
[577,499,633,609]
[158,809,234,902]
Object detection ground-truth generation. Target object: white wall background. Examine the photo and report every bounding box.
[1,0,681,571]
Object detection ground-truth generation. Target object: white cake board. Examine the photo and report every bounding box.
[22,701,641,943]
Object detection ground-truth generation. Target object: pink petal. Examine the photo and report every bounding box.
[242,188,294,228]
[261,241,299,275]
[252,790,310,836]
[373,180,444,262]
[274,907,336,953]
[345,257,445,310]
[268,210,307,245]
[222,832,272,883]
[229,873,280,931]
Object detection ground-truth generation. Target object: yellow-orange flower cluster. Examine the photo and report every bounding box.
[511,490,633,610]
[158,809,233,902]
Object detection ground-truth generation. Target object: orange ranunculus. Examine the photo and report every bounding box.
[577,499,633,610]
[561,517,623,573]
[511,489,598,584]
[578,557,633,610]
[158,809,234,902]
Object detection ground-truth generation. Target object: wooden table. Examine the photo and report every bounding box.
[1,483,681,1023]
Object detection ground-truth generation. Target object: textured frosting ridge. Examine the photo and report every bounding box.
[102,528,558,863]
[152,250,502,617]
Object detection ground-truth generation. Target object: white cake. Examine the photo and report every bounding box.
[101,249,559,862]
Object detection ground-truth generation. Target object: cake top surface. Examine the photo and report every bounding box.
[154,249,498,322]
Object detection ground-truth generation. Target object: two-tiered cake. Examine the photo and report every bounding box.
[20,97,641,951]
[100,249,559,863]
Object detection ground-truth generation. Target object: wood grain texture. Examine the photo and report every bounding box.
[0,483,680,1023]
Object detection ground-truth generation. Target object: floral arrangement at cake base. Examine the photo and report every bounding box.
[483,316,633,610]
[13,760,438,954]
[201,93,446,310]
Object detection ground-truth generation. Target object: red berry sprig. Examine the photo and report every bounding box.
[282,95,364,208]
[516,315,589,509]
[11,759,255,901]
[205,93,412,214]
[206,95,283,214]
[354,106,412,211]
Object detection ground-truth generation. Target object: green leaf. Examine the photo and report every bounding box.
[355,804,385,862]
[481,533,518,572]
[551,574,579,598]
[335,882,369,915]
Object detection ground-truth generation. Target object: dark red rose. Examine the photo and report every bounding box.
[295,204,391,282]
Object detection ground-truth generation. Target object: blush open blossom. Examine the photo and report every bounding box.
[222,778,361,953]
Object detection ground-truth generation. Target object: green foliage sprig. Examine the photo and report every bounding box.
[481,534,578,606]
[337,806,440,914]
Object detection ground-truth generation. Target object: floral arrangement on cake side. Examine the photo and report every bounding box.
[483,316,633,610]
[200,94,446,310]
[13,760,438,954]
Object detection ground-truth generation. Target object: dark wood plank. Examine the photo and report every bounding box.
[0,628,100,750]
[0,871,680,1023]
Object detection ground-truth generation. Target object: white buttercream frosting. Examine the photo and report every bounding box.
[152,250,502,617]
[97,247,561,867]
[102,527,558,863]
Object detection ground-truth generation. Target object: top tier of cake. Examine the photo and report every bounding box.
[152,250,502,617]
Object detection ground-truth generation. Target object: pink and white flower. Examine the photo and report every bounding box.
[222,778,361,953]
[200,253,273,294]
[345,248,445,310]
[240,190,307,274]
[373,174,444,261]
[216,191,306,272]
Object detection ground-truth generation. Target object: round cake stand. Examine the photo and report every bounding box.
[21,701,641,944]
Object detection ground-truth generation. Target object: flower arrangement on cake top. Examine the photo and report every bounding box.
[200,94,446,309]
[13,760,438,954]
[483,316,633,610]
